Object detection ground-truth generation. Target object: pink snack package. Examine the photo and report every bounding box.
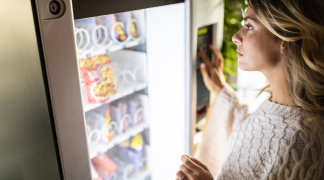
[91,163,103,180]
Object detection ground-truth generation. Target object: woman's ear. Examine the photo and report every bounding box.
[280,41,285,54]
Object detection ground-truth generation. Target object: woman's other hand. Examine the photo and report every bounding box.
[175,155,214,180]
[199,45,225,95]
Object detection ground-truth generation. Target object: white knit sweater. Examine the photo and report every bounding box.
[197,84,324,180]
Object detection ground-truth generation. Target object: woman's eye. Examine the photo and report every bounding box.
[245,24,253,30]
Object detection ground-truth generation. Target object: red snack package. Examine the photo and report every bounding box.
[92,154,118,175]
[79,54,118,103]
[91,163,103,180]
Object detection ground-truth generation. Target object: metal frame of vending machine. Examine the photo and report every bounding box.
[186,0,224,155]
[33,0,187,180]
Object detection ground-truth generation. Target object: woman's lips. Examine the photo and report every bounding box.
[237,50,243,57]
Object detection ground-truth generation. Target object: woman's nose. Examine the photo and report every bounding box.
[232,32,242,45]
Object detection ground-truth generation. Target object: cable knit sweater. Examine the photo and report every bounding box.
[197,84,324,180]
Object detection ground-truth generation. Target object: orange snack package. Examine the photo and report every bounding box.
[104,108,114,143]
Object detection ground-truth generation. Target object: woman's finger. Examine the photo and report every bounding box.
[176,175,188,180]
[181,155,202,172]
[181,176,188,180]
[200,63,219,92]
[200,64,211,81]
[179,164,193,179]
[176,171,188,180]
[175,177,187,180]
[198,48,214,71]
[189,157,209,171]
[209,44,224,68]
[176,170,185,179]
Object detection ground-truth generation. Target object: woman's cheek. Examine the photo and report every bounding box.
[240,45,259,71]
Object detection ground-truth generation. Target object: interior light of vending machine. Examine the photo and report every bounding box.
[196,25,215,124]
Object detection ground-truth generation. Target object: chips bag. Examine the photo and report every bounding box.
[79,54,117,103]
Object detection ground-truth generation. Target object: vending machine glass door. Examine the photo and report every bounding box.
[33,0,187,179]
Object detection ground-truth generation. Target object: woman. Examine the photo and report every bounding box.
[176,0,324,179]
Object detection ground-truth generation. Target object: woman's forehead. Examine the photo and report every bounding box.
[244,7,259,23]
[245,7,256,19]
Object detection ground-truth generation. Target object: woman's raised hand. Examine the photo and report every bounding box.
[176,155,214,180]
[199,45,225,95]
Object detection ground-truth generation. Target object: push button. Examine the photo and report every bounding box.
[49,1,61,15]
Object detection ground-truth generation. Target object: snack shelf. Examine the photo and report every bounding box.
[77,38,146,59]
[129,169,151,180]
[89,121,150,159]
[83,82,148,112]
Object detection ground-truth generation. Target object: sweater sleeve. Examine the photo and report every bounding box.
[197,83,249,176]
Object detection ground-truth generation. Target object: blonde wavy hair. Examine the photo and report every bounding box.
[250,0,324,134]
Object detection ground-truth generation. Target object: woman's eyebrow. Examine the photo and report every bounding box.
[243,16,259,22]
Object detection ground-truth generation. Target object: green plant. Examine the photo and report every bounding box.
[221,0,248,89]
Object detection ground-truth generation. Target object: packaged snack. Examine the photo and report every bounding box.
[116,140,143,178]
[104,14,127,43]
[116,12,137,39]
[93,167,117,180]
[117,140,130,162]
[91,162,103,180]
[110,98,130,135]
[92,154,118,175]
[79,54,118,103]
[128,134,145,172]
[127,93,143,127]
[104,107,115,143]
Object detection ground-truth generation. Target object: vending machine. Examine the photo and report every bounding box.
[0,0,224,179]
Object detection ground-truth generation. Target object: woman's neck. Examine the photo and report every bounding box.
[263,65,294,106]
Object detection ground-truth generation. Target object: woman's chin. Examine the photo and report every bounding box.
[238,60,254,71]
[238,60,248,71]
